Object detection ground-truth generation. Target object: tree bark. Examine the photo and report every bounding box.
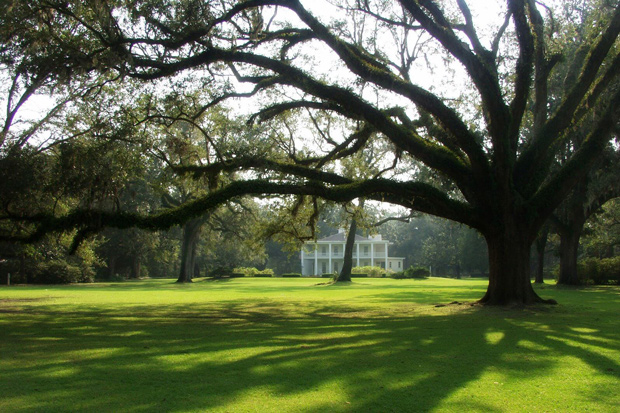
[177,218,203,283]
[336,217,357,282]
[557,225,583,285]
[479,226,553,305]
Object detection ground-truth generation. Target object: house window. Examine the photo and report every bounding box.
[398,261,401,269]
[389,262,392,268]
[364,246,369,254]
[334,246,339,254]
[322,246,327,254]
[322,262,327,273]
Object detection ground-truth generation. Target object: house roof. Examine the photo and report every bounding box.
[317,232,369,242]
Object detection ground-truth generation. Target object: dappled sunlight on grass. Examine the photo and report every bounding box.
[0,278,619,412]
[485,331,505,345]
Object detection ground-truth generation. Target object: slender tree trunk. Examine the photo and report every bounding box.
[108,255,117,280]
[130,256,141,279]
[557,226,583,285]
[177,218,203,283]
[20,252,27,283]
[479,226,554,305]
[534,226,549,284]
[336,218,357,282]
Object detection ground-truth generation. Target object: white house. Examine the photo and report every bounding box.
[300,229,405,276]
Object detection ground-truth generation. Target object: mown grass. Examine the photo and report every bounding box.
[0,277,618,412]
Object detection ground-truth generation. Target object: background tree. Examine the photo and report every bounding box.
[583,198,620,258]
[533,224,550,283]
[383,214,488,278]
[532,0,620,285]
[552,150,620,285]
[337,201,362,282]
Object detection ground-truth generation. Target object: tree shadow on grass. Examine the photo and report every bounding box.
[1,297,619,412]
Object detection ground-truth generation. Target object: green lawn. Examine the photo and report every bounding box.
[0,277,618,412]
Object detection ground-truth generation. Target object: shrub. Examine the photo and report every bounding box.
[578,257,620,284]
[230,267,275,277]
[390,271,407,279]
[405,266,430,279]
[391,266,430,280]
[254,269,274,277]
[106,273,127,282]
[233,267,258,277]
[281,273,301,277]
[350,273,368,278]
[600,257,620,284]
[31,260,93,284]
[208,266,234,278]
[351,266,384,278]
[321,273,334,278]
[79,265,96,283]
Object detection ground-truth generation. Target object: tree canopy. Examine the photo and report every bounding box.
[1,0,619,304]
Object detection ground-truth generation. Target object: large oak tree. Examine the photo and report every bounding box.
[2,0,620,304]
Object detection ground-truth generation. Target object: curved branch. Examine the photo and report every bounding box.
[517,4,620,188]
[131,48,475,190]
[283,1,488,177]
[3,174,481,245]
[400,0,510,143]
[529,87,620,228]
[507,0,535,152]
[247,100,349,124]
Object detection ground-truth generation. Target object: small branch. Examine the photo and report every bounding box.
[372,212,419,227]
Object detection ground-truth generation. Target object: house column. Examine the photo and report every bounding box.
[314,244,318,276]
[356,243,360,267]
[328,243,332,274]
[385,242,389,270]
[301,247,304,276]
[371,243,374,267]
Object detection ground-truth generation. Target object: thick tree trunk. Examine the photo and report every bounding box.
[479,228,554,305]
[336,218,357,282]
[177,218,203,283]
[557,226,582,285]
[534,227,549,284]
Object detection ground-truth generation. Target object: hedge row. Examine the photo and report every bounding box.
[577,257,620,284]
[208,268,307,278]
[391,266,430,279]
[21,260,96,284]
[209,267,274,278]
[232,267,274,277]
[351,266,385,278]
